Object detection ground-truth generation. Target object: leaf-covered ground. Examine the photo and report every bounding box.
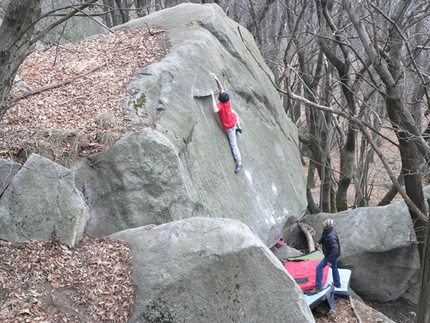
[2,25,170,167]
[0,236,135,322]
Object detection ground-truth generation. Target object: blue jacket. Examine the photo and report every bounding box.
[318,227,341,263]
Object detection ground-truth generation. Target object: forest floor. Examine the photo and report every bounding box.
[313,296,417,323]
[367,299,417,323]
[0,19,421,323]
[1,25,170,166]
[0,236,136,322]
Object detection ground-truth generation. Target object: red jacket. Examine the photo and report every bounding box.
[217,101,237,130]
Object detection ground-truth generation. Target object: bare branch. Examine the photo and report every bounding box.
[298,222,316,252]
[238,25,427,223]
[30,0,99,45]
[7,60,109,108]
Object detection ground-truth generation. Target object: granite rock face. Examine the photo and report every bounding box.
[0,154,88,246]
[75,3,306,246]
[110,217,315,323]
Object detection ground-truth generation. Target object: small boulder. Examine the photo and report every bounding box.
[302,204,420,302]
[0,154,88,246]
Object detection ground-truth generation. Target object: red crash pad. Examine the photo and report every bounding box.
[284,258,328,291]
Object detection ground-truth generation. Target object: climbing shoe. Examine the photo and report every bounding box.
[309,287,322,295]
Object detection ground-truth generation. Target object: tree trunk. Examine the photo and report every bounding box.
[135,0,147,17]
[355,133,371,207]
[102,0,113,27]
[398,134,427,257]
[306,186,320,214]
[377,174,404,206]
[316,0,358,212]
[345,0,427,262]
[416,205,430,323]
[298,222,316,251]
[307,107,335,212]
[0,0,42,120]
[103,0,122,26]
[115,0,130,24]
[357,98,383,207]
[336,126,355,211]
[285,2,336,213]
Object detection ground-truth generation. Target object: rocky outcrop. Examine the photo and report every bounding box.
[0,154,88,246]
[110,217,315,323]
[0,0,106,46]
[300,203,421,302]
[75,3,306,246]
[0,1,7,21]
[271,242,303,259]
[39,0,108,45]
[75,128,193,237]
[352,299,397,323]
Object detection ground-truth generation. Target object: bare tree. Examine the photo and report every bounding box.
[101,0,131,27]
[284,0,337,212]
[0,0,42,121]
[0,0,98,122]
[274,0,430,219]
[343,0,429,258]
[417,218,430,322]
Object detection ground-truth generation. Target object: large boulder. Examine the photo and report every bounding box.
[75,3,306,246]
[0,154,88,246]
[352,299,396,323]
[39,0,107,45]
[110,217,315,323]
[0,1,106,46]
[301,203,421,302]
[0,0,7,21]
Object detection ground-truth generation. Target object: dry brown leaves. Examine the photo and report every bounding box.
[313,298,359,323]
[303,222,317,238]
[1,25,170,166]
[0,235,134,322]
